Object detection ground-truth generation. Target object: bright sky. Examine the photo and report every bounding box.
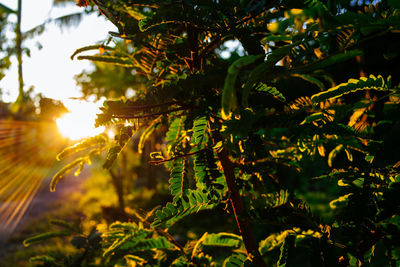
[0,0,117,102]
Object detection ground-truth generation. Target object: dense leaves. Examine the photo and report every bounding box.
[26,0,400,266]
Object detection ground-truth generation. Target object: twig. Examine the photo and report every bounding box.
[111,107,190,119]
[114,101,191,111]
[148,149,206,165]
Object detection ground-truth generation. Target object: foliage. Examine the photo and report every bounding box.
[26,0,400,266]
[0,3,13,86]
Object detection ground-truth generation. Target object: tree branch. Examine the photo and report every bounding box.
[212,131,267,267]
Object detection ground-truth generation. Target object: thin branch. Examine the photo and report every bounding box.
[148,149,206,165]
[114,101,191,111]
[111,107,190,119]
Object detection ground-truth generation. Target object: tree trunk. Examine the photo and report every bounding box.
[16,0,24,100]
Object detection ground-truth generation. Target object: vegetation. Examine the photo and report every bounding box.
[13,0,400,266]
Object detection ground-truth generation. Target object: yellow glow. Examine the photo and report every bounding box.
[56,100,105,140]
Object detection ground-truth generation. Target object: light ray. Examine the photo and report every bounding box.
[0,119,65,242]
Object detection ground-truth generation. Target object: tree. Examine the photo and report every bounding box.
[26,1,400,266]
[0,3,14,92]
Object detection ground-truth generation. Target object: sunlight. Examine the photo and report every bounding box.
[56,100,105,140]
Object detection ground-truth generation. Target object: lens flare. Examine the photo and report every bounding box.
[56,100,105,140]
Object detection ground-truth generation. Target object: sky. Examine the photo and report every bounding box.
[0,0,117,102]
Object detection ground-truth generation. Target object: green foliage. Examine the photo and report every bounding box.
[56,134,107,160]
[277,235,295,267]
[30,0,400,266]
[311,74,392,103]
[222,55,263,118]
[70,44,114,60]
[253,83,286,102]
[201,232,242,248]
[76,55,135,67]
[23,230,70,247]
[103,126,134,169]
[152,190,217,228]
[50,156,90,192]
[138,115,161,154]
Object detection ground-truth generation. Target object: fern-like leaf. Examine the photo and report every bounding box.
[278,235,295,266]
[169,158,189,202]
[23,231,70,247]
[70,44,114,60]
[165,115,186,155]
[103,126,134,169]
[138,116,161,154]
[222,55,264,118]
[77,55,135,67]
[311,75,391,103]
[193,149,225,192]
[223,253,247,267]
[50,157,90,192]
[152,190,217,228]
[254,83,286,102]
[202,232,242,248]
[192,116,208,148]
[56,134,107,161]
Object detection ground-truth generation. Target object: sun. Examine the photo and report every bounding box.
[56,99,105,140]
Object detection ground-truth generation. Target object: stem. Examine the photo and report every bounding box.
[148,148,205,165]
[115,101,190,111]
[111,107,190,119]
[212,131,267,267]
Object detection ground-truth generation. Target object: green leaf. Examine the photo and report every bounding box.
[103,235,132,257]
[328,144,344,167]
[169,158,188,202]
[329,193,353,209]
[166,115,186,155]
[103,126,134,169]
[311,75,391,103]
[278,235,295,267]
[71,44,114,59]
[222,55,263,119]
[202,232,242,248]
[192,116,208,147]
[23,231,70,247]
[138,116,161,154]
[242,44,295,106]
[125,254,147,265]
[51,157,89,192]
[124,237,174,252]
[223,253,247,267]
[56,134,107,160]
[253,83,286,102]
[77,55,134,67]
[152,191,217,228]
